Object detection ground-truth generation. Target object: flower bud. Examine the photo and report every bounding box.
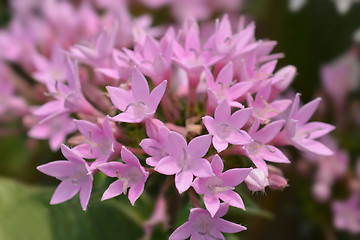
[268,174,288,190]
[245,168,269,192]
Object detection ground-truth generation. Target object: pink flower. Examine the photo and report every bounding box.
[203,100,252,153]
[205,61,252,111]
[98,146,149,205]
[332,194,360,234]
[155,133,214,193]
[123,32,173,85]
[247,83,292,124]
[169,203,246,240]
[192,155,251,216]
[245,168,269,192]
[73,116,118,166]
[140,118,170,167]
[69,22,118,67]
[106,68,167,123]
[244,119,290,176]
[173,18,221,86]
[37,144,93,210]
[285,93,335,156]
[28,112,76,151]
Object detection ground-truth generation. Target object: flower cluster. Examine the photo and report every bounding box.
[0,0,337,238]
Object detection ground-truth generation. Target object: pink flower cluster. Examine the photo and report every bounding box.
[0,1,336,238]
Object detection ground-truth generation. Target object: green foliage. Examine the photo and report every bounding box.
[0,178,144,240]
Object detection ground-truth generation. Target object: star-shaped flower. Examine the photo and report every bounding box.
[192,155,251,216]
[244,119,290,176]
[285,93,335,156]
[106,68,167,123]
[203,100,253,153]
[37,144,93,210]
[98,146,149,205]
[73,116,118,166]
[169,203,246,240]
[155,133,214,193]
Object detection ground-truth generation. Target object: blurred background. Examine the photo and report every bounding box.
[0,0,359,239]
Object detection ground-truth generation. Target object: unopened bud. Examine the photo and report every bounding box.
[313,182,330,202]
[245,169,269,192]
[268,174,288,190]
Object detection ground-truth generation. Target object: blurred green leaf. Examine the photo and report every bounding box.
[0,177,144,240]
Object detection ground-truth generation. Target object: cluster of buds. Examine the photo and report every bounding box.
[0,0,336,238]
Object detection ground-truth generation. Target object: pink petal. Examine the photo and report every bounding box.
[259,145,290,163]
[72,144,93,159]
[297,138,334,156]
[175,170,193,194]
[255,83,271,102]
[106,86,135,111]
[192,158,214,178]
[229,108,252,129]
[299,122,335,139]
[80,177,93,211]
[295,97,321,125]
[213,136,229,153]
[61,144,85,164]
[97,162,125,177]
[74,120,102,140]
[204,195,220,217]
[227,130,253,145]
[216,218,246,233]
[221,168,252,187]
[128,182,145,206]
[218,191,245,210]
[50,133,65,151]
[37,161,75,178]
[205,67,215,87]
[211,155,224,175]
[250,156,269,175]
[227,81,253,100]
[202,116,216,134]
[131,68,150,102]
[253,120,285,144]
[169,222,192,240]
[50,181,80,205]
[148,80,167,109]
[139,138,161,156]
[214,203,230,218]
[216,62,233,85]
[214,100,231,123]
[167,132,187,156]
[102,180,124,201]
[121,147,140,166]
[155,156,181,175]
[188,134,212,158]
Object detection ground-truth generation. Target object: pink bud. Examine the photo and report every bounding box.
[245,168,269,192]
[268,174,288,190]
[313,182,330,202]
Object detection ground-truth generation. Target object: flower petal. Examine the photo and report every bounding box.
[155,156,181,175]
[80,177,93,211]
[101,180,124,201]
[175,170,193,194]
[50,181,80,205]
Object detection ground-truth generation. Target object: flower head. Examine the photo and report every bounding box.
[169,203,246,240]
[286,93,335,156]
[203,100,252,153]
[193,155,251,216]
[155,133,214,193]
[98,146,149,205]
[107,68,167,123]
[37,144,93,210]
[73,116,117,166]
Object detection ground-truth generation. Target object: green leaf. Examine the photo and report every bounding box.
[0,177,144,240]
